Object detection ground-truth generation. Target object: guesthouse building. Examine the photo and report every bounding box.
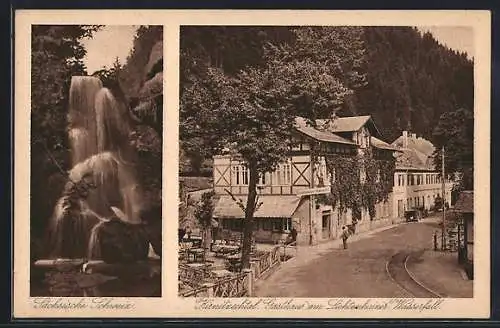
[390,131,453,221]
[212,115,400,246]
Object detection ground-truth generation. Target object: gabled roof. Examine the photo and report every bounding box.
[391,133,437,171]
[294,117,357,145]
[318,115,370,132]
[395,148,434,171]
[371,136,402,152]
[317,115,382,138]
[392,135,435,157]
[454,191,473,214]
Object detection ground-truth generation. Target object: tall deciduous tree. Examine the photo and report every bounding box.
[194,191,216,251]
[432,107,474,198]
[181,26,366,268]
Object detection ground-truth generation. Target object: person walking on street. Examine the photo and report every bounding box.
[341,226,350,249]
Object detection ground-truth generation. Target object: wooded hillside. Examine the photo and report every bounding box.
[179,26,474,180]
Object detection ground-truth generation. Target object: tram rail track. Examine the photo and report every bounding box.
[386,251,443,298]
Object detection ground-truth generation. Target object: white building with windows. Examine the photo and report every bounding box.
[391,131,453,220]
[211,115,399,245]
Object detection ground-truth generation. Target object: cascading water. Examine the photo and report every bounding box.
[48,76,144,259]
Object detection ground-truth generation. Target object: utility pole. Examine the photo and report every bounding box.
[441,145,446,251]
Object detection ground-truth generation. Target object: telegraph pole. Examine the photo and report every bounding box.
[441,145,446,250]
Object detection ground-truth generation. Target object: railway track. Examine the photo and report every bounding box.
[386,251,442,298]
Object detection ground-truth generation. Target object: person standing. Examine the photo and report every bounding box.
[288,227,298,245]
[341,226,350,249]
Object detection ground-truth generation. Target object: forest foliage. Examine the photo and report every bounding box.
[180,26,474,182]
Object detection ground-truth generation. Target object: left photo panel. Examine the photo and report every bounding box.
[30,25,163,297]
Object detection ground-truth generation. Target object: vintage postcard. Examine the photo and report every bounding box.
[14,10,490,318]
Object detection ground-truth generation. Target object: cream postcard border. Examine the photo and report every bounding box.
[13,9,490,318]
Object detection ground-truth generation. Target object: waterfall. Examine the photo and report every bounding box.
[48,76,144,259]
[67,76,102,165]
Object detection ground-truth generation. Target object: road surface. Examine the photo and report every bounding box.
[254,218,442,297]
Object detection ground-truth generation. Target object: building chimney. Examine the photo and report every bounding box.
[402,131,408,148]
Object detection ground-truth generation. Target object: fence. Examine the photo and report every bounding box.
[250,245,282,279]
[178,264,211,289]
[179,244,288,297]
[180,269,252,297]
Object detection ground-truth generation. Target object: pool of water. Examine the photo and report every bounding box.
[30,260,161,297]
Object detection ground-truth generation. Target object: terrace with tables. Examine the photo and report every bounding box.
[178,235,296,297]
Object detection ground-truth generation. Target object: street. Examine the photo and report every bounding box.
[254,217,465,298]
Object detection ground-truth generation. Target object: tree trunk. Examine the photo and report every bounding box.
[204,226,212,251]
[241,162,258,269]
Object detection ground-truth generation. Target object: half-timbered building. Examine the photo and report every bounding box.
[212,115,400,246]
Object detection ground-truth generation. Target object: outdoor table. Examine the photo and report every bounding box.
[225,252,242,259]
[220,245,240,253]
[211,269,232,279]
[187,248,205,263]
[187,263,206,269]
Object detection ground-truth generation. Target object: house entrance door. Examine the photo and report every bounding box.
[398,200,404,218]
[322,212,331,239]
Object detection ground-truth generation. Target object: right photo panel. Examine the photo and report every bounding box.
[178,26,474,299]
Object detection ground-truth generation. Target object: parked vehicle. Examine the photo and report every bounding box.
[405,209,422,222]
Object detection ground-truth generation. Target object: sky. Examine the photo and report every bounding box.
[81,25,138,74]
[417,26,474,59]
[81,25,474,74]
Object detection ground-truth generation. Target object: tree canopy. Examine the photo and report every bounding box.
[180,26,474,190]
[181,26,367,268]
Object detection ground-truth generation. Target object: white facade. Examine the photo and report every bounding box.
[392,170,453,219]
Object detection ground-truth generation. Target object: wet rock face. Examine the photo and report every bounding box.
[144,219,162,256]
[88,218,150,263]
[139,204,162,257]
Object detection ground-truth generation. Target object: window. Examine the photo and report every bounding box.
[330,167,336,184]
[258,173,268,185]
[233,166,240,185]
[253,220,260,230]
[267,218,292,232]
[262,220,273,231]
[241,166,248,185]
[283,218,292,231]
[232,219,242,231]
[272,162,292,186]
[222,219,243,231]
[376,169,381,183]
[272,219,282,231]
[302,143,311,151]
[232,165,249,186]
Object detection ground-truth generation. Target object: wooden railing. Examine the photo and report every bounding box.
[180,270,251,297]
[179,244,294,298]
[178,264,210,289]
[251,245,282,279]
